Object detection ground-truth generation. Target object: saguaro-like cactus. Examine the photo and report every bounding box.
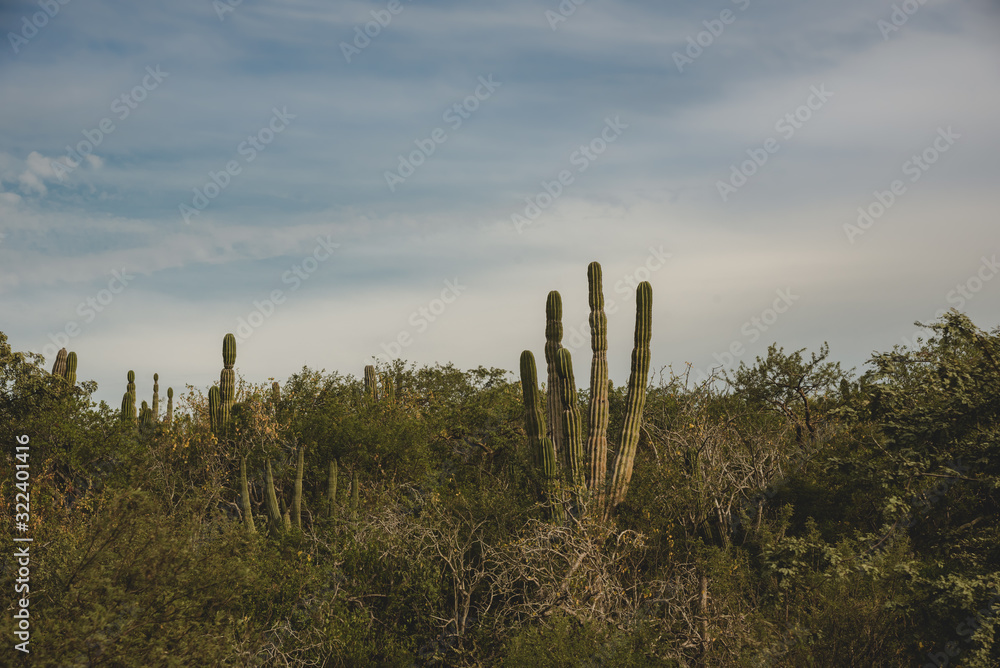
[166,387,174,425]
[265,459,283,535]
[152,373,160,420]
[587,262,610,514]
[327,459,339,518]
[220,334,236,426]
[522,263,653,520]
[519,351,563,521]
[64,352,78,387]
[140,400,153,428]
[271,381,281,404]
[293,443,305,530]
[208,386,222,433]
[364,365,377,403]
[240,456,256,534]
[544,291,565,467]
[121,370,137,421]
[607,280,653,512]
[51,348,68,377]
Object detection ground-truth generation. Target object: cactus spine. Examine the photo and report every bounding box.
[607,280,653,512]
[586,262,610,514]
[220,334,236,426]
[240,455,256,534]
[519,351,562,521]
[152,373,160,420]
[64,352,77,387]
[121,370,137,421]
[544,291,565,468]
[166,387,174,425]
[51,348,67,377]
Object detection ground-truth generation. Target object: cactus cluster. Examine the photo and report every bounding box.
[520,261,652,520]
[50,348,78,387]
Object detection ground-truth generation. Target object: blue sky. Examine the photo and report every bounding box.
[1,0,999,407]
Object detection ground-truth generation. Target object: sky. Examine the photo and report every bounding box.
[1,0,999,408]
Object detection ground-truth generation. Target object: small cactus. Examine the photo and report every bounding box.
[121,370,137,421]
[140,400,153,428]
[364,365,377,402]
[166,387,174,425]
[51,348,68,377]
[152,373,160,420]
[240,456,256,534]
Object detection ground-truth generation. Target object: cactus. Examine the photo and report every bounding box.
[364,365,377,402]
[265,459,283,534]
[219,334,236,427]
[554,348,584,504]
[121,370,137,421]
[327,459,339,518]
[382,372,395,404]
[208,386,222,433]
[64,351,78,387]
[166,387,174,425]
[240,455,256,534]
[544,292,565,469]
[350,469,359,520]
[152,373,160,420]
[607,280,653,512]
[51,348,67,377]
[271,381,280,404]
[586,262,610,514]
[519,351,563,521]
[523,264,653,520]
[140,400,153,428]
[281,497,292,531]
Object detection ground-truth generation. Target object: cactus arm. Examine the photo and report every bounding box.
[555,348,585,510]
[240,455,256,534]
[265,459,283,534]
[586,262,610,514]
[64,352,77,387]
[293,443,305,530]
[544,291,565,467]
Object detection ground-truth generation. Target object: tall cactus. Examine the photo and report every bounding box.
[327,459,339,518]
[166,387,174,425]
[240,455,256,534]
[220,333,236,426]
[121,370,137,421]
[208,386,222,433]
[523,264,653,520]
[51,348,67,377]
[607,280,653,512]
[519,351,563,522]
[265,459,283,535]
[544,291,565,468]
[152,373,160,420]
[554,348,584,501]
[364,365,377,403]
[140,400,153,428]
[293,443,305,530]
[64,352,78,387]
[587,262,610,514]
[350,469,359,520]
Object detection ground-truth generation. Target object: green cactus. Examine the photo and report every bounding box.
[519,350,563,522]
[350,469,359,520]
[265,459,283,535]
[152,373,160,421]
[271,381,280,405]
[166,387,174,425]
[364,365,377,402]
[382,372,395,404]
[208,386,222,433]
[219,334,236,427]
[586,262,610,514]
[523,264,653,520]
[281,497,292,531]
[554,348,584,505]
[240,455,256,534]
[223,332,236,369]
[140,400,153,428]
[544,291,565,470]
[327,459,339,518]
[121,370,137,421]
[607,280,653,512]
[64,351,78,387]
[51,348,67,377]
